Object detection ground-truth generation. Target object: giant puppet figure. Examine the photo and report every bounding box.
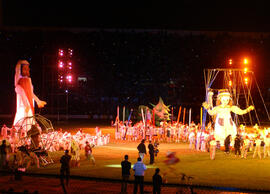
[202,89,254,145]
[13,60,47,135]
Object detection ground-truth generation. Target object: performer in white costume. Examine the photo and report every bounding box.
[13,60,47,136]
[202,89,254,146]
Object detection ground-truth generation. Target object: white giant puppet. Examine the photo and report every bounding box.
[202,89,254,145]
[13,60,47,135]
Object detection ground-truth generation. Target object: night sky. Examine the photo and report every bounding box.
[1,1,270,123]
[2,1,270,31]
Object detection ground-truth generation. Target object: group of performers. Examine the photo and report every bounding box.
[115,120,201,143]
[113,116,270,160]
[0,125,110,170]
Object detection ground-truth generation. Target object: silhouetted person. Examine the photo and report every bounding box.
[121,155,131,194]
[133,157,147,194]
[224,135,231,154]
[60,150,71,194]
[0,140,7,169]
[152,168,162,194]
[148,141,155,164]
[234,134,241,157]
[154,141,159,157]
[137,139,147,161]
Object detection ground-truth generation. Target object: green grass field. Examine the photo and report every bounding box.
[12,121,268,192]
[27,139,270,191]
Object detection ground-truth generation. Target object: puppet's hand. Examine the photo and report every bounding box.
[208,91,214,97]
[37,100,47,108]
[248,105,254,112]
[202,102,210,110]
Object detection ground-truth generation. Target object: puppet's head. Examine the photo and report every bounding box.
[15,60,30,86]
[216,89,232,106]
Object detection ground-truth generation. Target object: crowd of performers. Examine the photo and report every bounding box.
[0,125,110,171]
[1,118,270,172]
[114,120,270,160]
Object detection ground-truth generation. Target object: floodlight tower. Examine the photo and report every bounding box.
[57,48,74,120]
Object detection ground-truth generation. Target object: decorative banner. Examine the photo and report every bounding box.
[141,108,145,139]
[171,106,174,123]
[145,108,147,130]
[141,108,145,125]
[152,108,155,126]
[189,108,192,126]
[177,106,182,124]
[183,108,186,124]
[127,109,133,124]
[123,106,125,123]
[200,107,203,126]
[124,109,133,139]
[117,106,119,132]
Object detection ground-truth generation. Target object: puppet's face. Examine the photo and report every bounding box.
[21,64,30,77]
[220,95,230,106]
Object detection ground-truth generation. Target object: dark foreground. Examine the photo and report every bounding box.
[0,173,258,194]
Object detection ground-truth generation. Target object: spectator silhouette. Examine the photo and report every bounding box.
[133,157,147,194]
[60,150,71,194]
[121,154,131,194]
[152,168,162,194]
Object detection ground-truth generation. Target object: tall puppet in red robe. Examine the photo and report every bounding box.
[13,60,47,136]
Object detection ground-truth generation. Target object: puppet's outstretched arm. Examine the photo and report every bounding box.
[231,105,254,115]
[33,94,47,108]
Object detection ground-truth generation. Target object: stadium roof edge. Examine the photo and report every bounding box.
[1,26,270,38]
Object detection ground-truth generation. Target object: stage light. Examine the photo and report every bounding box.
[228,80,232,87]
[58,49,64,57]
[244,67,248,74]
[58,61,64,68]
[244,77,248,84]
[66,75,72,83]
[68,48,73,56]
[229,59,233,65]
[243,58,248,65]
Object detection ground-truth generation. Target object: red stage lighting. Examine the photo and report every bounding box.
[58,49,64,57]
[57,48,74,88]
[58,61,64,68]
[66,75,72,83]
[244,77,248,84]
[229,59,233,65]
[243,58,249,65]
[68,48,73,56]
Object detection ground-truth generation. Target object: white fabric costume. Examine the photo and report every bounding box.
[13,60,46,135]
[203,89,254,146]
